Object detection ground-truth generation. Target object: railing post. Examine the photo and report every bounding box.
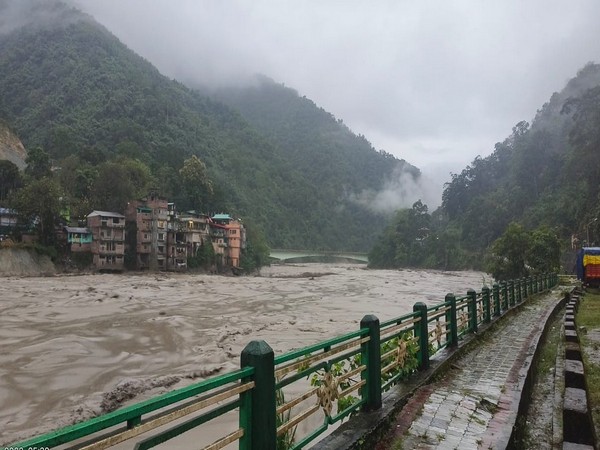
[360,314,381,411]
[522,278,528,300]
[508,280,515,307]
[492,283,501,316]
[516,279,522,303]
[241,340,276,450]
[413,302,429,370]
[534,275,538,293]
[501,281,508,311]
[445,293,458,347]
[467,289,478,333]
[482,286,491,323]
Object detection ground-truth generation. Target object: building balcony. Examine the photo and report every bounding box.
[98,249,124,255]
[99,221,125,228]
[99,237,125,242]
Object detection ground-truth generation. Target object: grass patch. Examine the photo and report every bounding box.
[536,318,562,375]
[577,292,600,433]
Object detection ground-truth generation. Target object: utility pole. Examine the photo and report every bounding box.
[587,218,597,246]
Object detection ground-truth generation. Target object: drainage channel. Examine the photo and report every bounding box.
[516,289,597,449]
[563,291,596,448]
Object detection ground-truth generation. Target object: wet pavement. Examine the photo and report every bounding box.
[388,290,564,449]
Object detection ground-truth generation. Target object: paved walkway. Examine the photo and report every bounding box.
[386,291,564,449]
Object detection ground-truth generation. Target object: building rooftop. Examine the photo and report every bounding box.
[87,210,125,218]
[65,226,90,234]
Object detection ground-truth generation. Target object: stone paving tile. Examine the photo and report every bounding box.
[394,293,563,449]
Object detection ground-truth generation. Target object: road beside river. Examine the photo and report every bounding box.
[0,263,487,445]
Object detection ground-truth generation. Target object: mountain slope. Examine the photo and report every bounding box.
[441,62,600,252]
[0,121,27,169]
[0,1,417,251]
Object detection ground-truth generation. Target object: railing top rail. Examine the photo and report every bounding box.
[274,328,369,366]
[12,367,254,448]
[427,300,452,313]
[380,310,420,328]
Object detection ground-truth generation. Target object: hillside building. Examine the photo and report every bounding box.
[211,214,244,268]
[125,193,169,271]
[64,226,92,253]
[87,211,125,271]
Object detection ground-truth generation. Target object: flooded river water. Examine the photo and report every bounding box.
[0,263,488,446]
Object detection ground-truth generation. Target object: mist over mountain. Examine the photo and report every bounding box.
[206,75,428,209]
[0,1,420,251]
[370,62,600,270]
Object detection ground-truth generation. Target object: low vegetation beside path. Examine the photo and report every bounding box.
[576,291,600,436]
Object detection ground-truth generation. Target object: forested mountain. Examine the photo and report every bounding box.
[0,1,417,251]
[209,75,418,203]
[370,63,600,271]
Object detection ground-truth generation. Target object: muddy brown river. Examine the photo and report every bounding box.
[0,263,488,446]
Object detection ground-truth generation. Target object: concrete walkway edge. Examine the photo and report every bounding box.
[313,289,568,450]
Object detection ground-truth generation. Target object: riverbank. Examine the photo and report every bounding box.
[0,247,55,276]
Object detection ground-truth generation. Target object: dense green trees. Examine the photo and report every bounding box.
[371,63,600,276]
[486,224,560,280]
[0,160,21,202]
[179,156,214,213]
[369,201,468,271]
[0,8,411,252]
[11,177,62,246]
[239,223,271,273]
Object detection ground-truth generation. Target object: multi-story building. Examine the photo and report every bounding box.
[166,202,187,270]
[87,211,126,271]
[178,211,211,260]
[211,214,245,268]
[125,193,169,271]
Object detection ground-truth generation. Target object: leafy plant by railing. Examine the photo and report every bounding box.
[276,387,297,450]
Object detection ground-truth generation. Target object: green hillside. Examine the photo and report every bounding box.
[0,2,417,251]
[370,63,600,271]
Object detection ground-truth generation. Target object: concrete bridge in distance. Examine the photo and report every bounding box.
[269,248,369,263]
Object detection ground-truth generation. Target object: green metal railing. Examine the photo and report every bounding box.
[9,273,558,450]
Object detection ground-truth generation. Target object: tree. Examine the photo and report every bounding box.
[91,162,135,213]
[24,146,52,179]
[0,160,22,202]
[179,155,214,212]
[119,157,152,199]
[526,227,561,274]
[368,201,433,268]
[240,224,271,272]
[486,223,530,280]
[10,177,62,246]
[486,223,561,281]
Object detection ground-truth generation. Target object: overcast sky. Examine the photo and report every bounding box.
[74,0,600,183]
